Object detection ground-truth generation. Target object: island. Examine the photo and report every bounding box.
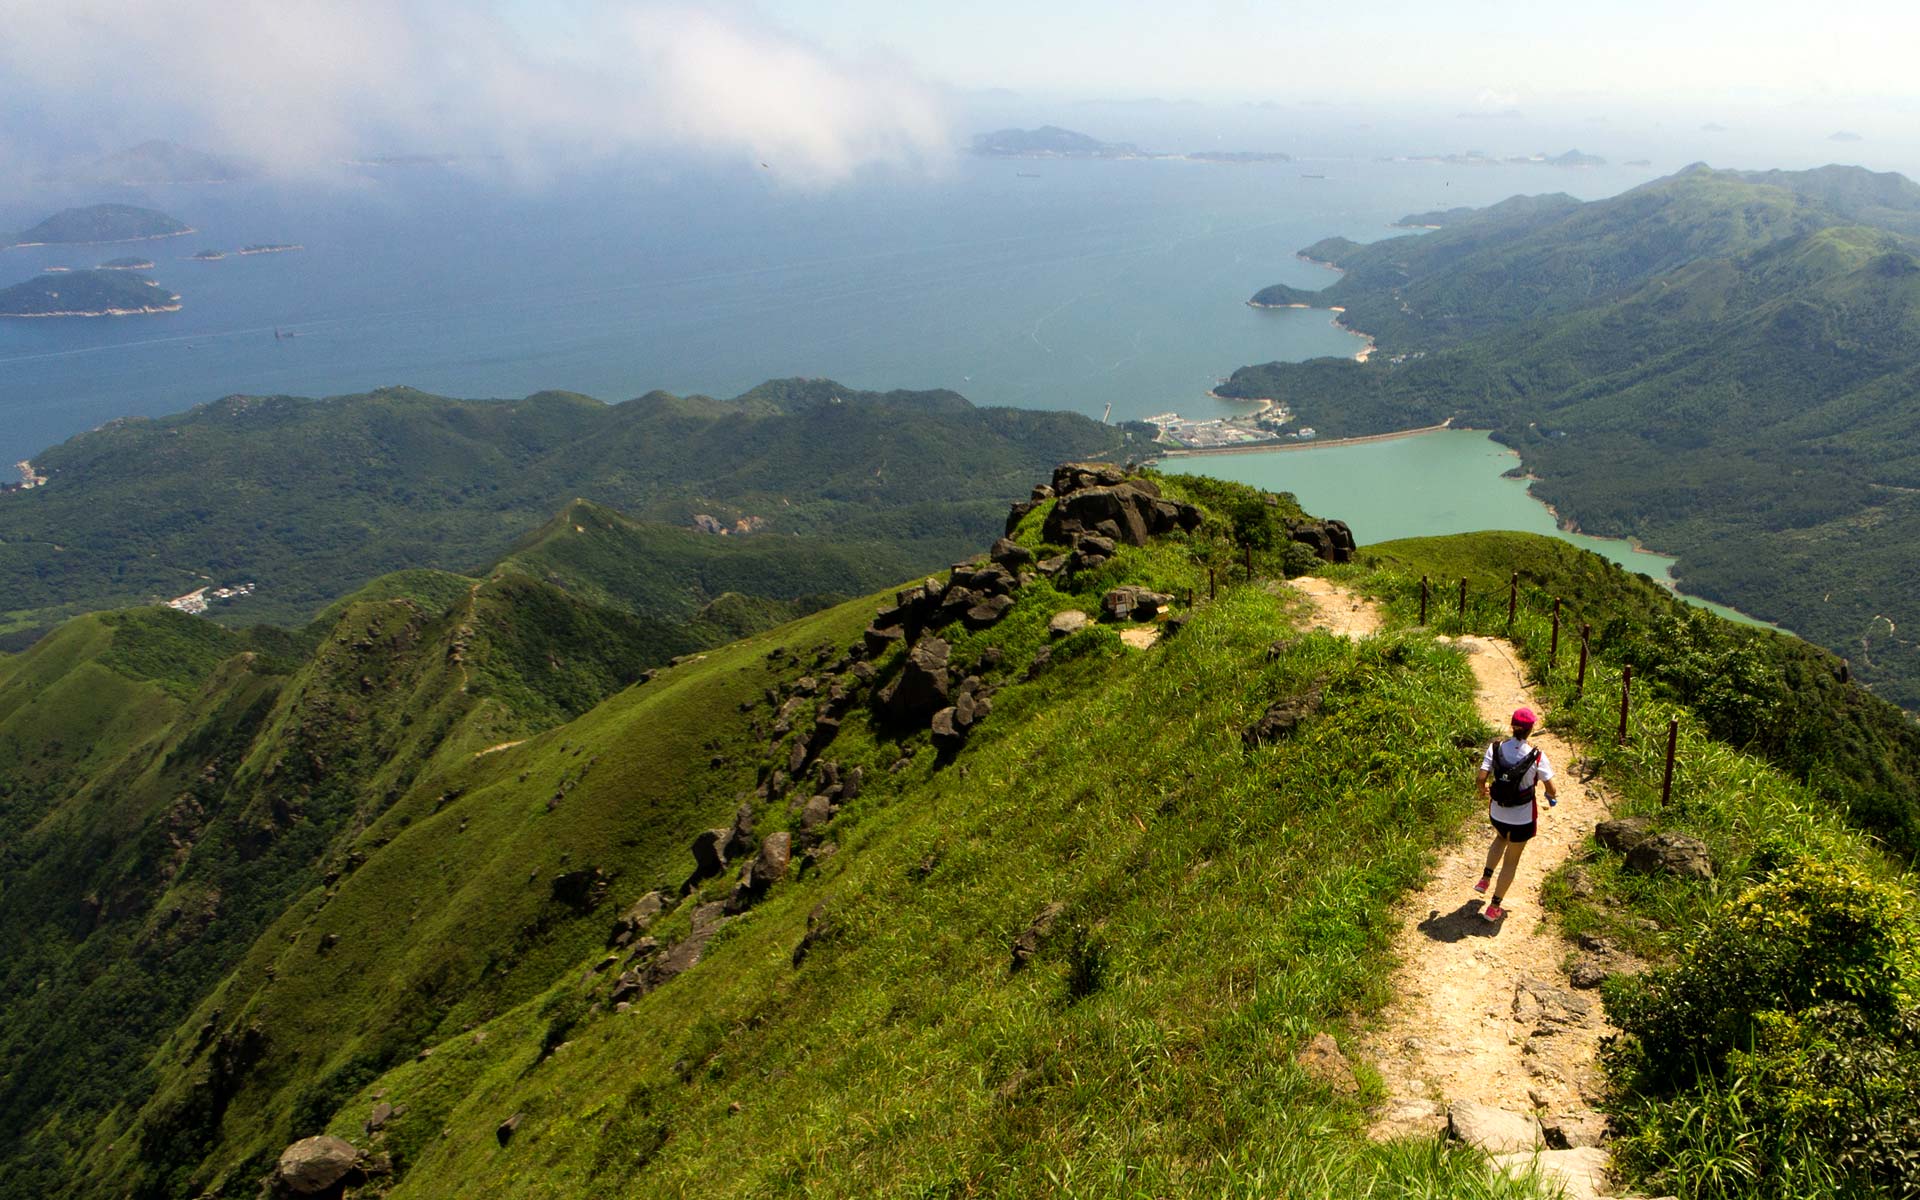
[971,126,1143,158]
[0,270,181,317]
[1183,151,1292,165]
[1394,148,1608,168]
[98,256,156,270]
[237,243,303,255]
[7,204,192,248]
[189,248,226,261]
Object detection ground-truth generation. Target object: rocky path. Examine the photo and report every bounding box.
[1288,579,1620,1200]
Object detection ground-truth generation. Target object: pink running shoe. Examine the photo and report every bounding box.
[1483,904,1506,922]
[1473,877,1490,894]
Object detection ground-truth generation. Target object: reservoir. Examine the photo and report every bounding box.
[1161,428,1774,628]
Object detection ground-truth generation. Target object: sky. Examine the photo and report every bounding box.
[4,0,1920,183]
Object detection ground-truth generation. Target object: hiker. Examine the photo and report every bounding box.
[1474,706,1558,923]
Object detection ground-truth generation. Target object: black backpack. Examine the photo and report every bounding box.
[1488,740,1540,806]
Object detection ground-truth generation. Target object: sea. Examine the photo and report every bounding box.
[0,135,1857,621]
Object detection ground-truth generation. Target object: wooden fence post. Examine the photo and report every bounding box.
[1419,576,1429,625]
[1549,598,1562,668]
[1507,571,1518,630]
[1457,576,1468,617]
[1208,567,1217,601]
[1244,545,1253,582]
[1661,717,1679,805]
[1576,623,1590,698]
[1617,664,1633,745]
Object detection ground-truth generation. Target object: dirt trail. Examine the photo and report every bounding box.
[1289,579,1618,1199]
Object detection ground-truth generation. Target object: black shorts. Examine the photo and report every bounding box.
[1491,816,1537,843]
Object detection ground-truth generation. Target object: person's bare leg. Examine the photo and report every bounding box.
[1482,832,1508,875]
[1492,840,1525,904]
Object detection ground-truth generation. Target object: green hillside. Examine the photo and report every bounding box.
[1220,163,1920,707]
[8,203,192,247]
[0,379,1133,635]
[0,269,181,316]
[6,460,1917,1199]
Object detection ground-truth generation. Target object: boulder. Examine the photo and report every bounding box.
[1100,586,1172,623]
[1049,610,1092,638]
[1036,554,1068,576]
[799,794,833,834]
[1594,816,1654,852]
[1243,684,1325,747]
[1449,1099,1541,1153]
[862,623,905,658]
[274,1135,359,1194]
[1295,1032,1358,1096]
[1367,1096,1446,1142]
[1568,959,1608,989]
[1051,462,1130,495]
[1045,485,1151,546]
[876,636,952,724]
[753,832,792,888]
[722,803,755,859]
[989,537,1035,570]
[366,1101,394,1132]
[606,891,665,947]
[689,828,729,881]
[1286,518,1357,564]
[1542,1110,1610,1149]
[1624,831,1714,879]
[930,706,965,753]
[964,594,1016,629]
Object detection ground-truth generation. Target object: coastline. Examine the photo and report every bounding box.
[5,228,195,250]
[0,303,183,318]
[1154,419,1453,457]
[1243,297,1377,361]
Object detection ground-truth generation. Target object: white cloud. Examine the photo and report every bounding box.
[0,1,954,184]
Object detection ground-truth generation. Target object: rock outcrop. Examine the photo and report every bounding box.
[1286,517,1357,564]
[272,1136,360,1196]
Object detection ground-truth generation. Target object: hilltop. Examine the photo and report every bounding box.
[4,460,1915,1200]
[1220,162,1920,706]
[0,269,180,317]
[7,203,192,247]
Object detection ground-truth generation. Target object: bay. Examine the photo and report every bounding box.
[1162,430,1777,628]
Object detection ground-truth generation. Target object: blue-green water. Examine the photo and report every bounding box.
[1163,430,1776,628]
[0,156,1664,464]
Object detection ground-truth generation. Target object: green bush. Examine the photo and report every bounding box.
[1607,856,1914,1092]
[1605,857,1920,1198]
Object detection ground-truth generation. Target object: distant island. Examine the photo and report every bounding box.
[97,256,156,270]
[189,248,226,261]
[0,270,180,317]
[1184,150,1292,165]
[972,126,1143,158]
[972,126,1289,164]
[1393,149,1607,168]
[61,140,247,185]
[236,243,303,255]
[7,204,192,249]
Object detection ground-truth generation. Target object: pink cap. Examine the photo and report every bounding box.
[1512,707,1538,727]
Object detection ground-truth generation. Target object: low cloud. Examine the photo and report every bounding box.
[0,1,954,185]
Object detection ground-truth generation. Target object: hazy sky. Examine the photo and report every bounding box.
[4,0,1918,182]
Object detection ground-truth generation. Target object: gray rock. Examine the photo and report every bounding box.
[1449,1099,1541,1153]
[1542,1110,1609,1149]
[1368,1097,1445,1142]
[366,1101,394,1132]
[496,1114,523,1147]
[930,706,965,753]
[1049,610,1092,637]
[800,794,833,833]
[990,537,1036,570]
[1036,554,1068,576]
[1624,831,1714,879]
[876,636,952,724]
[1594,816,1654,853]
[964,594,1016,628]
[1286,518,1357,564]
[1243,684,1326,747]
[275,1135,359,1193]
[1100,586,1172,622]
[754,832,792,887]
[1568,959,1608,989]
[1514,977,1594,1027]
